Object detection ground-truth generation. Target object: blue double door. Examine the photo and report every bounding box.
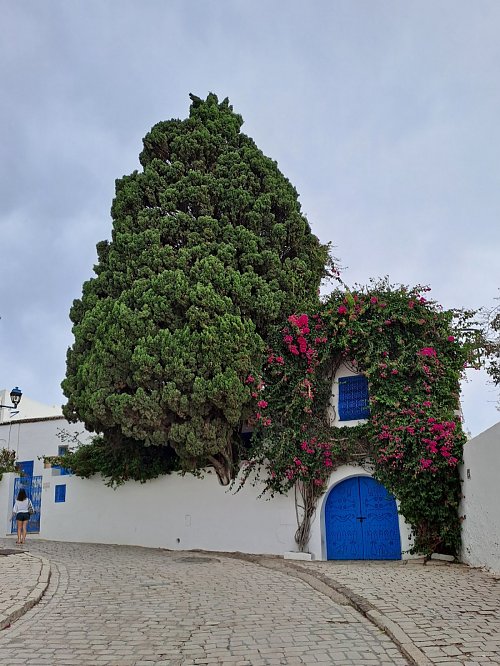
[325,476,401,560]
[11,461,42,534]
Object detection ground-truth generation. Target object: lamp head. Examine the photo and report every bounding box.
[10,387,22,407]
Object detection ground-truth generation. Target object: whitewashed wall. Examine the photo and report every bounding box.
[38,468,298,555]
[460,422,500,574]
[0,472,14,536]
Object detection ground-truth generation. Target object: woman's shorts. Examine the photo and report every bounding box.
[16,512,30,522]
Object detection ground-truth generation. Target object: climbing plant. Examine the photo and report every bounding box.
[0,447,16,482]
[239,281,473,556]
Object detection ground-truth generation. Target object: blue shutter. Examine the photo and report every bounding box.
[17,460,34,477]
[53,446,72,475]
[55,484,66,503]
[338,376,370,421]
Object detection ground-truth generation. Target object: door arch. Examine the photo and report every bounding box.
[324,476,401,560]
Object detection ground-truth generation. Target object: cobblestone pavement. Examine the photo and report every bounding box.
[292,559,500,666]
[0,539,407,666]
[0,547,50,629]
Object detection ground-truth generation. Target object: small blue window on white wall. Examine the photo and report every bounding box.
[53,446,72,476]
[55,484,66,503]
[338,376,370,421]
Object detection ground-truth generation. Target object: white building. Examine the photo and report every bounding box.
[0,372,416,560]
[0,388,62,425]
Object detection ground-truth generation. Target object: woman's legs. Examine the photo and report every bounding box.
[21,519,28,543]
[16,519,22,544]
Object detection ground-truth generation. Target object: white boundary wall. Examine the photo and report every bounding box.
[460,421,500,573]
[38,468,298,555]
[6,464,413,560]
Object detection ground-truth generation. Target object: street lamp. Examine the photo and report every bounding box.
[0,387,23,410]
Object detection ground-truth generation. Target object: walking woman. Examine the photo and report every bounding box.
[12,488,33,545]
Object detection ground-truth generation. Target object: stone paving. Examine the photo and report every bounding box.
[0,538,408,665]
[0,546,50,630]
[290,559,500,666]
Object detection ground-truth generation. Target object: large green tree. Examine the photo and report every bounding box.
[63,93,330,485]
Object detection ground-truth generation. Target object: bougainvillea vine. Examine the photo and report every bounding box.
[238,280,474,556]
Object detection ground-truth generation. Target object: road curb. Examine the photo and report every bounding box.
[0,554,51,631]
[224,553,432,666]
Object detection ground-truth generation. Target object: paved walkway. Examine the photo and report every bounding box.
[0,538,407,665]
[277,558,500,666]
[1,539,499,665]
[0,546,50,630]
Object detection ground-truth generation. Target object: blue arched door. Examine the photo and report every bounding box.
[325,476,401,560]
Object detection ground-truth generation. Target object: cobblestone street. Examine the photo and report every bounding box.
[295,559,500,665]
[0,539,407,665]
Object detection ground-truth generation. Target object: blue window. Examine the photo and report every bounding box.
[17,460,34,477]
[53,446,72,476]
[338,375,370,421]
[55,484,66,503]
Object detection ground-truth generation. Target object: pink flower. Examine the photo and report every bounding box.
[419,347,437,357]
[289,345,299,356]
[426,441,438,454]
[447,336,455,342]
[275,356,284,365]
[408,300,415,309]
[422,401,432,407]
[370,296,378,304]
[420,458,433,469]
[245,375,255,384]
[257,400,268,409]
[338,305,348,315]
[288,314,309,331]
[297,336,308,352]
[283,335,293,344]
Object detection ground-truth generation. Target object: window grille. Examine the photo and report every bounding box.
[338,375,370,421]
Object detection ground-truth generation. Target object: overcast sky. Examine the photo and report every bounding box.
[1,1,499,436]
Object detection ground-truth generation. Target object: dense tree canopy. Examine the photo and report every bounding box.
[62,93,331,484]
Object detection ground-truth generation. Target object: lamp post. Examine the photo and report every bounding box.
[0,387,23,410]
